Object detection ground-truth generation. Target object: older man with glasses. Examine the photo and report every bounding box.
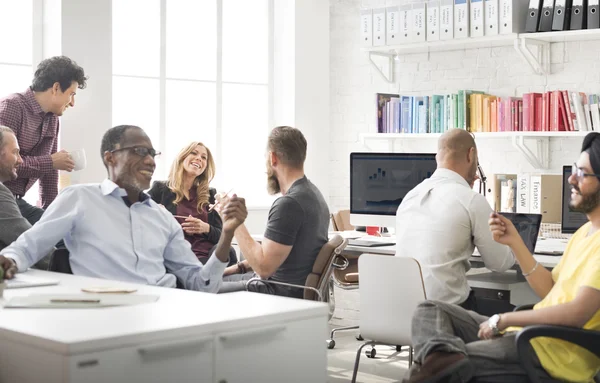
[0,125,247,292]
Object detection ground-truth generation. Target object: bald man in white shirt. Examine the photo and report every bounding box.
[395,129,515,311]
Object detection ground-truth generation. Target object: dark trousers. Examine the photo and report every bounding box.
[15,198,57,270]
[459,289,479,312]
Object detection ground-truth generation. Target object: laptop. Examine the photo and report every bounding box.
[4,274,61,289]
[501,213,543,254]
[347,238,396,247]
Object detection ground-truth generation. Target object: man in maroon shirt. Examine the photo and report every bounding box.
[0,56,87,225]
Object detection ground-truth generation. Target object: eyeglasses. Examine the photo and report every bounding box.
[110,146,161,159]
[572,163,600,181]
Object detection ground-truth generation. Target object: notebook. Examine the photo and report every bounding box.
[347,238,396,247]
[5,274,60,289]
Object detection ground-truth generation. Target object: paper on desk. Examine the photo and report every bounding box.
[3,293,159,309]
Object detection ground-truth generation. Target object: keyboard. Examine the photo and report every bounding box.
[534,238,567,256]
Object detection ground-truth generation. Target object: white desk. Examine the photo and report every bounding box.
[0,270,328,383]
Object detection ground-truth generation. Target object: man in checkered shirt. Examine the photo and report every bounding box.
[0,56,87,225]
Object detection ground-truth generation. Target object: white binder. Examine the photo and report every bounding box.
[412,3,427,42]
[454,0,470,38]
[484,0,499,35]
[471,0,485,37]
[499,0,529,34]
[399,5,413,43]
[427,1,441,41]
[386,6,400,45]
[373,8,386,46]
[440,0,455,40]
[360,9,373,47]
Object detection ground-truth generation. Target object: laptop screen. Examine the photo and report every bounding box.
[500,213,542,254]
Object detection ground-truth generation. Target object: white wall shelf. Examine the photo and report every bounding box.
[364,29,600,81]
[360,131,589,170]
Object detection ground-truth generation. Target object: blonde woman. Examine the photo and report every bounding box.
[149,142,237,266]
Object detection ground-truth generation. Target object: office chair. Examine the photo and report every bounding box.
[351,255,427,383]
[514,304,600,383]
[48,248,73,274]
[245,235,348,345]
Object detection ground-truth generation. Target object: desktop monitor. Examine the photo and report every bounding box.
[350,152,437,228]
[561,165,588,234]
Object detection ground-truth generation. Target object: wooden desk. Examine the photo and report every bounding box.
[0,270,328,383]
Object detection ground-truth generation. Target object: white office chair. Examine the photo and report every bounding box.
[351,254,427,383]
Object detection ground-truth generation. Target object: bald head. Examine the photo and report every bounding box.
[436,129,478,186]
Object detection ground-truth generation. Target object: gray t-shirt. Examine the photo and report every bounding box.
[264,176,329,298]
[0,183,31,251]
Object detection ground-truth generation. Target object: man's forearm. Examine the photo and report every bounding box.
[214,230,234,263]
[234,224,265,271]
[501,302,591,329]
[511,240,554,299]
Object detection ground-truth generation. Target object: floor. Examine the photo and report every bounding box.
[327,325,410,383]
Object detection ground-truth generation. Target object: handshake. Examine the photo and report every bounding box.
[210,190,248,234]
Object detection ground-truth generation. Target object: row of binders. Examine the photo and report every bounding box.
[526,0,600,33]
[362,0,528,46]
[377,90,600,134]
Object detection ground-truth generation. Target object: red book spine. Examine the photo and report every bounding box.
[550,91,560,132]
[561,90,574,131]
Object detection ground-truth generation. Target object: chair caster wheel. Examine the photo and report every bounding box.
[326,339,336,349]
[356,334,364,341]
[396,345,403,352]
[366,348,376,358]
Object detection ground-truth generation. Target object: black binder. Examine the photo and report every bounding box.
[539,0,556,31]
[553,0,573,30]
[526,0,543,32]
[570,0,587,29]
[588,0,600,28]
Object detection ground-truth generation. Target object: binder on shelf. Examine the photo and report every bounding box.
[386,6,401,45]
[427,0,441,41]
[538,0,556,32]
[440,0,455,40]
[360,9,373,46]
[485,0,500,35]
[373,8,386,46]
[516,173,530,214]
[471,0,485,37]
[552,0,572,30]
[526,0,543,32]
[455,0,470,38]
[529,175,562,224]
[399,5,413,43]
[413,3,427,42]
[588,0,599,28]
[570,0,587,30]
[500,0,529,33]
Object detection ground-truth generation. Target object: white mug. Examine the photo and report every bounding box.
[70,149,87,171]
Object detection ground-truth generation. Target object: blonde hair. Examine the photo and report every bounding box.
[167,142,216,213]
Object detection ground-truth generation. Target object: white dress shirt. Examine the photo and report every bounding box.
[395,168,515,304]
[0,180,227,292]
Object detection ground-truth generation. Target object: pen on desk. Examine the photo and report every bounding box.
[51,299,101,303]
[208,188,234,212]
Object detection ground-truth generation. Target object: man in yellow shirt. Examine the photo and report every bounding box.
[405,132,600,383]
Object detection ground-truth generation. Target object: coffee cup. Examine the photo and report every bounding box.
[70,149,87,171]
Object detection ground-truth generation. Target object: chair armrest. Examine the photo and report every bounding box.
[245,277,323,301]
[513,304,535,312]
[516,325,600,383]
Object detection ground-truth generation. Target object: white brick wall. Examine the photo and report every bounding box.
[328,0,600,325]
[329,0,600,213]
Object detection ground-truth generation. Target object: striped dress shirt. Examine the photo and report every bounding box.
[0,88,59,208]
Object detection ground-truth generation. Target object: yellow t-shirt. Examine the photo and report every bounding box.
[530,222,600,382]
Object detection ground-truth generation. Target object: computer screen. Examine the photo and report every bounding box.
[562,165,588,234]
[501,213,542,254]
[350,152,437,227]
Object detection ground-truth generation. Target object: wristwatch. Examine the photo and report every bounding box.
[488,314,502,336]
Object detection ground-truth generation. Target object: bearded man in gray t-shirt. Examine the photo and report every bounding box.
[218,126,329,298]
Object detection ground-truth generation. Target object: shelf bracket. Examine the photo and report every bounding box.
[367,51,395,84]
[514,38,550,75]
[511,136,550,169]
[360,135,396,151]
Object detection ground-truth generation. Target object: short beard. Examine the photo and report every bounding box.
[0,163,16,182]
[570,185,600,214]
[266,161,280,195]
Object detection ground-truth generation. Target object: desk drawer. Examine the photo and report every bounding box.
[472,287,514,316]
[68,336,214,383]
